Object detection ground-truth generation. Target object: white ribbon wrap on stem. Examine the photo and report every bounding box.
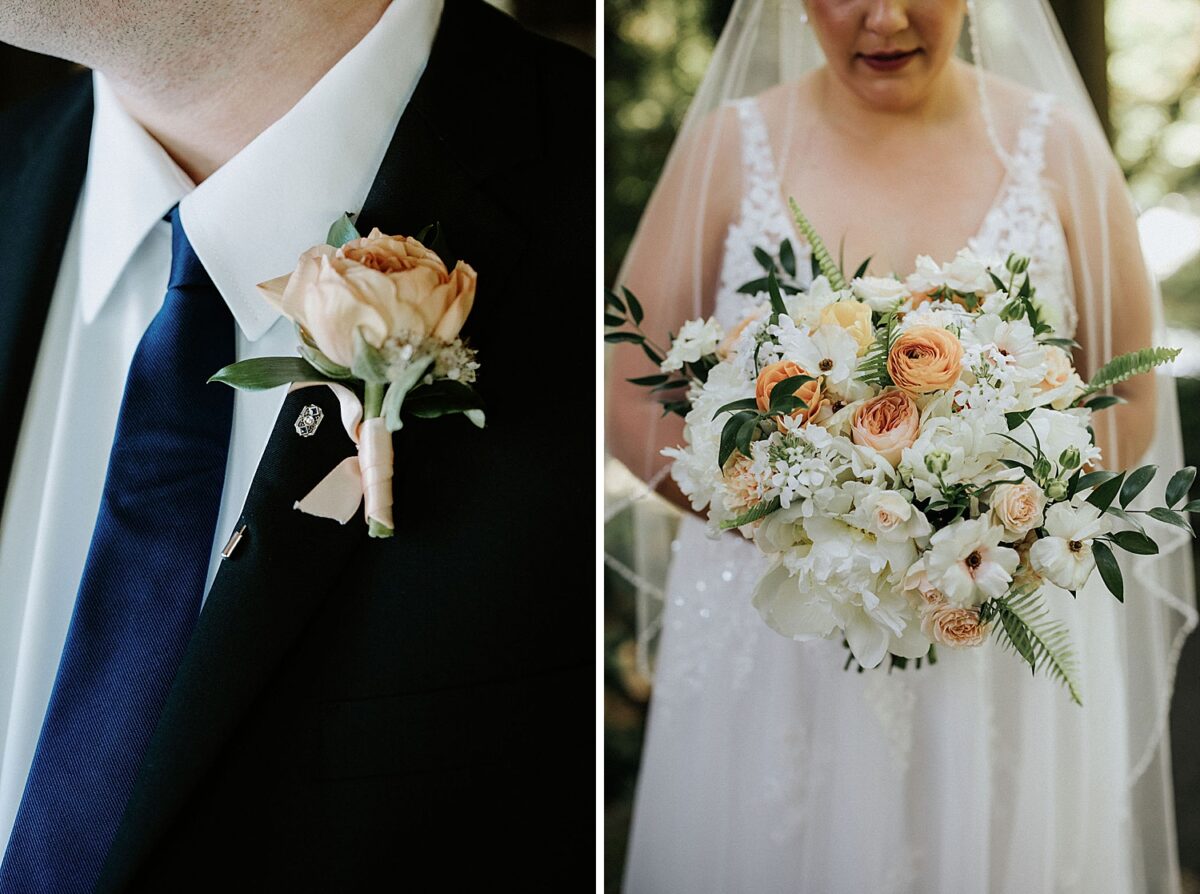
[287,381,394,529]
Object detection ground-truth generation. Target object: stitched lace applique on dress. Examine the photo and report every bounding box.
[969,92,1076,337]
[712,97,813,332]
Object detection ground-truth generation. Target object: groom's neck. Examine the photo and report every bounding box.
[82,0,392,184]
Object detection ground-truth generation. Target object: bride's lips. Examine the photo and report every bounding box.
[857,49,921,72]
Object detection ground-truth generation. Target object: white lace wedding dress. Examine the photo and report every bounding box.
[622,92,1177,894]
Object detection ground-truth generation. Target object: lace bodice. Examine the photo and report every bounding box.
[714,91,1076,337]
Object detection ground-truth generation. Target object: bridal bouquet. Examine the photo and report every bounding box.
[606,200,1194,704]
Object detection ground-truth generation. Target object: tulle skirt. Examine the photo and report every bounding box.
[622,509,1189,894]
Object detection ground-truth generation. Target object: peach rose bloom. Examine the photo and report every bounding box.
[887,325,964,393]
[258,228,477,368]
[921,605,989,648]
[819,301,874,355]
[755,360,823,428]
[991,480,1046,537]
[1038,346,1074,392]
[851,390,920,465]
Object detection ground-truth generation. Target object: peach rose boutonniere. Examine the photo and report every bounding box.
[210,215,484,538]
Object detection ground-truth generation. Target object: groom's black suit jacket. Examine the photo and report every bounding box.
[0,1,593,889]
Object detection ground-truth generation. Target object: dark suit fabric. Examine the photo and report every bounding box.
[0,1,595,889]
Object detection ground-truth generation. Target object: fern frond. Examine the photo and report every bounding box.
[788,197,847,291]
[1081,347,1181,398]
[856,309,900,388]
[982,588,1082,705]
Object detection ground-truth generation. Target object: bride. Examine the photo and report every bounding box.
[605,0,1197,891]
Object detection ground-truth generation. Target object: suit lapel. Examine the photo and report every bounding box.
[98,0,540,887]
[0,76,93,515]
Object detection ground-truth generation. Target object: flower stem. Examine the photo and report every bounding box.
[363,382,391,538]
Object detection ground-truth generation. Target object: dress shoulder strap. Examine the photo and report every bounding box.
[1008,91,1056,182]
[728,96,784,194]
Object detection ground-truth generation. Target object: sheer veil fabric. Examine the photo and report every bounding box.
[605,0,1197,890]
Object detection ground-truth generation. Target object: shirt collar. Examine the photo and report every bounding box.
[79,0,443,341]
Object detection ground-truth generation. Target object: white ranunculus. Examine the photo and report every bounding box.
[924,517,1019,607]
[1028,501,1111,591]
[751,561,840,642]
[660,317,724,372]
[852,275,909,312]
[941,248,994,294]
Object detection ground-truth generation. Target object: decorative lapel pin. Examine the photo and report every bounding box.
[294,404,324,437]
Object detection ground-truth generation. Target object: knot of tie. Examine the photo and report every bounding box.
[166,204,211,293]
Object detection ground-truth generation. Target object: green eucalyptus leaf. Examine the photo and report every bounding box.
[404,379,485,419]
[1082,395,1124,412]
[625,289,644,326]
[1092,540,1123,602]
[1119,464,1158,509]
[326,213,361,248]
[1183,500,1200,513]
[1166,466,1197,509]
[780,239,796,278]
[1005,410,1034,431]
[712,397,760,420]
[767,269,787,317]
[605,332,643,344]
[1085,471,1126,512]
[1110,530,1159,555]
[208,357,333,391]
[628,373,670,386]
[1076,470,1119,492]
[1147,506,1194,535]
[604,313,624,327]
[753,246,775,272]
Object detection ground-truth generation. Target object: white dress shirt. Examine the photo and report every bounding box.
[0,0,443,854]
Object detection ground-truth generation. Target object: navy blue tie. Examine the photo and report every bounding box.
[0,206,235,892]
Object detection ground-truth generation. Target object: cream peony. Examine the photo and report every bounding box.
[258,228,476,368]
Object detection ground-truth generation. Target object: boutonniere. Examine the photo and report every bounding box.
[210,215,484,538]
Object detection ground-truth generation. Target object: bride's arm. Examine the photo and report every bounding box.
[1045,106,1157,470]
[605,104,742,516]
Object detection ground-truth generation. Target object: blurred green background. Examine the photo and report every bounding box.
[605,1,1200,890]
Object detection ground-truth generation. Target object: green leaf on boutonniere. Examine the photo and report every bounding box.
[404,380,485,420]
[351,328,391,384]
[326,213,362,248]
[208,357,336,391]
